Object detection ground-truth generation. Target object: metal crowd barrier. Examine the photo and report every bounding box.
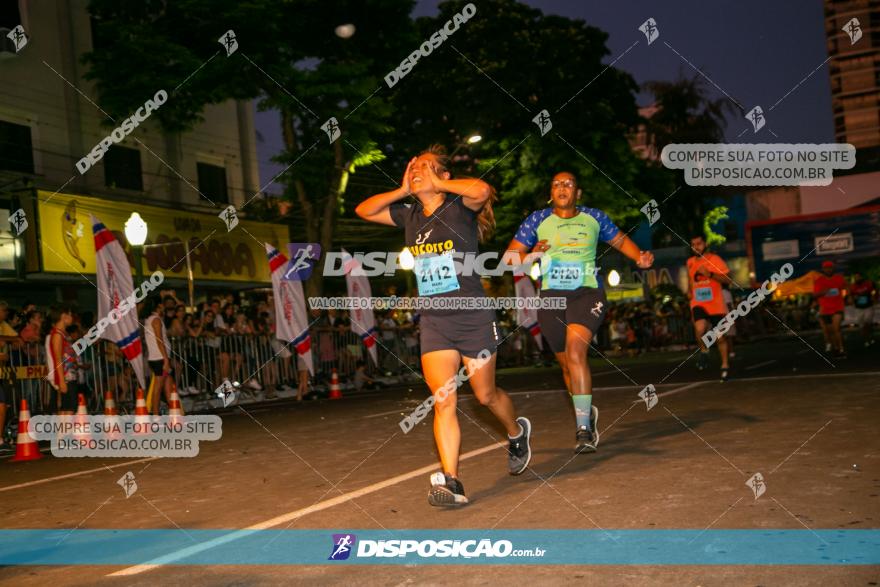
[0,304,815,421]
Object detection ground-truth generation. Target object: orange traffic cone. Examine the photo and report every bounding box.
[103,390,118,416]
[10,399,43,462]
[168,385,184,422]
[134,389,148,415]
[134,388,151,434]
[328,369,343,400]
[103,390,121,440]
[72,394,92,443]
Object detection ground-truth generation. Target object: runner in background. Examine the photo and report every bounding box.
[686,235,732,381]
[506,171,654,453]
[850,271,876,348]
[813,260,847,357]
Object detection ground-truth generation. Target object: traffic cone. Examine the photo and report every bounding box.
[168,384,184,422]
[103,390,121,440]
[134,388,151,435]
[172,383,185,415]
[103,390,118,416]
[328,369,343,400]
[10,399,43,462]
[72,394,92,444]
[134,388,148,416]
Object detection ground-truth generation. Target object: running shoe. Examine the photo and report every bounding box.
[696,352,709,371]
[720,368,730,382]
[508,416,532,475]
[428,472,468,507]
[825,343,832,353]
[575,406,600,453]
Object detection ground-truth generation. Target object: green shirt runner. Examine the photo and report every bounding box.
[513,206,620,290]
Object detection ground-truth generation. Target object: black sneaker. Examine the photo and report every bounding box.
[720,368,730,382]
[428,472,468,507]
[696,352,709,371]
[575,406,600,453]
[507,416,532,475]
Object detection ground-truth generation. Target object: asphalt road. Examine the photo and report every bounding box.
[1,331,878,585]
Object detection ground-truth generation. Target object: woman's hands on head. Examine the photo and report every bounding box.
[401,157,416,195]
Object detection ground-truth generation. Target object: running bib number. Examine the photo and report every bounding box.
[415,255,459,296]
[856,295,870,307]
[826,288,840,297]
[694,286,714,302]
[546,259,583,290]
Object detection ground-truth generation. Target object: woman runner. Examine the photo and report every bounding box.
[506,171,653,453]
[356,145,531,507]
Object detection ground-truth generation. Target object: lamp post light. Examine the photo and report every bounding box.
[124,212,148,286]
[334,23,356,38]
[608,269,621,287]
[450,134,482,158]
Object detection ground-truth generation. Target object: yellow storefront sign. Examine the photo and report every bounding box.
[0,364,47,380]
[606,284,645,302]
[36,191,290,283]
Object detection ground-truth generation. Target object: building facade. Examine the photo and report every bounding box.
[0,0,286,308]
[826,0,880,154]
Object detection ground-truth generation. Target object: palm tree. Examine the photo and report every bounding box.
[641,74,738,244]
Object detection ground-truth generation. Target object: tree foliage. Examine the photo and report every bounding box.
[388,0,657,250]
[84,0,417,294]
[641,74,737,244]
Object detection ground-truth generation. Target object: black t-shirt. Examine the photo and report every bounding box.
[389,194,490,317]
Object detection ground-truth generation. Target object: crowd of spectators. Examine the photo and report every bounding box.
[0,275,875,449]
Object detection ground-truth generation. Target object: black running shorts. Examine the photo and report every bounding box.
[537,287,608,354]
[418,310,498,358]
[692,306,722,328]
[819,311,843,325]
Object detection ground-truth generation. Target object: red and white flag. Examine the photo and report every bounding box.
[514,271,543,350]
[266,243,313,375]
[341,249,378,365]
[91,214,147,388]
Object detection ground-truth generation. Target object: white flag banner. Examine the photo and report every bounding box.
[341,249,378,366]
[90,214,147,388]
[266,243,313,375]
[514,271,543,350]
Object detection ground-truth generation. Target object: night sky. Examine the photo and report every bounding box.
[255,0,833,195]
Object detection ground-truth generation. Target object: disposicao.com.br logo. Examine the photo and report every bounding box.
[327,533,545,560]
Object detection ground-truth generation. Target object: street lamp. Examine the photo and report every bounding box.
[124,212,148,286]
[335,23,356,38]
[450,134,482,157]
[608,269,621,287]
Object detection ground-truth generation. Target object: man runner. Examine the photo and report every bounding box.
[506,172,653,453]
[687,234,732,381]
[814,260,847,357]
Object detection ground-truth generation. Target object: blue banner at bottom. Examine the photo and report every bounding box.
[0,530,877,565]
